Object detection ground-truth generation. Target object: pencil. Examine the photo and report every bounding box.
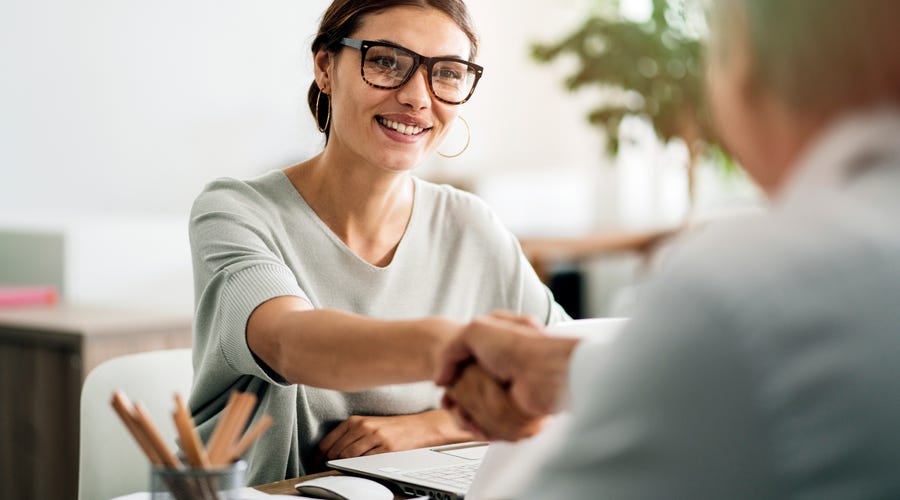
[111,390,162,465]
[173,393,211,468]
[205,391,241,465]
[133,402,182,468]
[228,414,273,462]
[209,392,257,465]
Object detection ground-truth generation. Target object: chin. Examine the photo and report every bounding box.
[377,156,421,173]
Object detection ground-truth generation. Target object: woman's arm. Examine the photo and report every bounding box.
[247,295,462,391]
[317,409,475,460]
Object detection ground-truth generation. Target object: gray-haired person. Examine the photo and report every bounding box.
[438,0,900,498]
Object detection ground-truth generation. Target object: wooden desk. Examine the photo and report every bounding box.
[254,470,413,499]
[0,304,192,500]
[520,227,676,282]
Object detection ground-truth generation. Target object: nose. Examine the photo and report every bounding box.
[395,65,431,110]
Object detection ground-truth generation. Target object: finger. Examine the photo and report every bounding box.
[456,408,487,441]
[435,334,475,386]
[364,445,389,456]
[446,366,501,438]
[450,365,543,441]
[441,392,456,411]
[334,434,379,459]
[443,396,471,432]
[323,418,370,459]
[317,420,350,455]
[511,378,558,417]
[436,316,517,386]
[437,318,510,385]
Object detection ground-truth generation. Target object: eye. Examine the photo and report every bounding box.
[369,55,399,71]
[435,68,462,81]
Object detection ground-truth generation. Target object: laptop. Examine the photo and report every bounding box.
[328,441,489,499]
[327,318,629,499]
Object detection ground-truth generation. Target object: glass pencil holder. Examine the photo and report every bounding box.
[150,460,247,500]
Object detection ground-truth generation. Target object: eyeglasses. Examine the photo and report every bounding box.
[339,38,484,105]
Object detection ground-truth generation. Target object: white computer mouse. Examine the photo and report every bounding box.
[295,475,393,500]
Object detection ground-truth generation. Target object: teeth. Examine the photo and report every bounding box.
[378,117,425,135]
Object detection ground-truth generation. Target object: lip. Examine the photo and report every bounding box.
[377,113,433,129]
[375,115,432,144]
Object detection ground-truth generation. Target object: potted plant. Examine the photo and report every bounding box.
[531,0,729,213]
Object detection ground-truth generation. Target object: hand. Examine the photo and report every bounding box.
[317,409,473,460]
[443,363,547,441]
[436,312,579,417]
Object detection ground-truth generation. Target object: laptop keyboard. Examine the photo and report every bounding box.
[403,462,481,489]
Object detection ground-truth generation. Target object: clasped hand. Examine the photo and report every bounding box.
[435,312,580,442]
[316,312,579,462]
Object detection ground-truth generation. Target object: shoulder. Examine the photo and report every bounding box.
[191,170,292,220]
[631,204,886,353]
[653,211,827,298]
[414,177,497,216]
[413,177,509,236]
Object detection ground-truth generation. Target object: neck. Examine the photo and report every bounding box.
[753,106,830,196]
[285,150,414,266]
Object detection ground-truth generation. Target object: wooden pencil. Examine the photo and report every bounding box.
[228,414,273,462]
[209,392,257,465]
[133,402,182,468]
[204,391,241,465]
[111,390,162,465]
[173,393,211,468]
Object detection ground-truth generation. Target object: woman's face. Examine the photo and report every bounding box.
[316,6,472,174]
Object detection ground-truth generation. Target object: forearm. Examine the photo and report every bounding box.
[248,298,460,391]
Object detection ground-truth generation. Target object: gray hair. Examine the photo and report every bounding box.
[707,0,900,116]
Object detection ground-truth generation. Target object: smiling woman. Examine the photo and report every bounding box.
[186,0,570,487]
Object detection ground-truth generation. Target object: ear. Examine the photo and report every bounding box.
[313,49,334,93]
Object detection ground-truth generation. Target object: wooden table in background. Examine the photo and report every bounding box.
[0,304,192,500]
[519,227,676,283]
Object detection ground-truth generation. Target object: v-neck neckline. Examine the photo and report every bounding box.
[275,170,420,271]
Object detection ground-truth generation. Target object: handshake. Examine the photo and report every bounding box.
[433,312,582,442]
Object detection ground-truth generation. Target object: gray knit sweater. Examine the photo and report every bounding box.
[187,170,568,485]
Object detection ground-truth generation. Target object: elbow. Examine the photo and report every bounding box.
[246,310,290,382]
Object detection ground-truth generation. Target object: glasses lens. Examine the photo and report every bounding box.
[431,60,477,103]
[362,45,415,88]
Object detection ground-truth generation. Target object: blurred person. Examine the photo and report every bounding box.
[188,0,568,485]
[438,0,900,497]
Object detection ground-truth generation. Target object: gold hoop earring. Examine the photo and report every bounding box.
[437,116,470,158]
[315,89,331,133]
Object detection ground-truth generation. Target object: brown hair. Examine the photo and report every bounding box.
[307,0,479,140]
[708,0,900,118]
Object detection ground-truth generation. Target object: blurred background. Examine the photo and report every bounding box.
[0,0,762,318]
[0,1,766,497]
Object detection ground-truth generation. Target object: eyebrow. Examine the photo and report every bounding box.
[372,38,469,60]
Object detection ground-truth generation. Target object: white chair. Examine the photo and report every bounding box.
[78,349,193,500]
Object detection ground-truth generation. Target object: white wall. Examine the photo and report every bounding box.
[0,0,606,219]
[1,0,331,218]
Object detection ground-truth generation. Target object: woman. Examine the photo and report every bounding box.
[188,0,569,485]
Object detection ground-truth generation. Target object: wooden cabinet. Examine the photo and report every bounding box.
[0,304,192,500]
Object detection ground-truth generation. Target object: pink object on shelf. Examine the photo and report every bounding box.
[0,286,59,307]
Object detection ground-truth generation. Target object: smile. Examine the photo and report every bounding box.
[376,117,430,136]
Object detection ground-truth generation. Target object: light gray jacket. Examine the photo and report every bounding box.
[527,106,900,499]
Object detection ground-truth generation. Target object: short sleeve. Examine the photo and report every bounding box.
[190,182,309,385]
